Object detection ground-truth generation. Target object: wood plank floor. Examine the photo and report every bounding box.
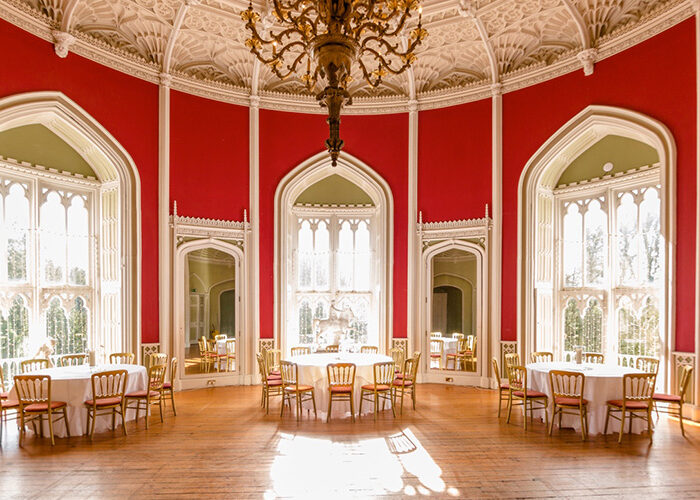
[2,384,700,499]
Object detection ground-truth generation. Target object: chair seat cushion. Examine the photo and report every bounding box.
[267,379,283,387]
[85,397,122,407]
[362,384,391,391]
[652,392,681,403]
[395,372,404,379]
[393,379,413,387]
[162,382,172,389]
[606,399,649,410]
[500,383,510,390]
[330,385,353,393]
[285,384,313,392]
[125,390,160,398]
[270,370,281,376]
[25,401,67,412]
[429,353,441,358]
[0,391,8,399]
[554,396,588,406]
[512,390,547,398]
[267,374,282,380]
[1,399,19,408]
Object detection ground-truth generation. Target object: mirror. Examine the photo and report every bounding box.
[183,247,237,376]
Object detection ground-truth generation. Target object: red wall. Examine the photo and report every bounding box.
[418,99,492,221]
[0,20,160,343]
[259,111,409,338]
[170,91,249,220]
[501,20,697,351]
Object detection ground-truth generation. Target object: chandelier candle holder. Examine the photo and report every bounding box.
[242,0,427,165]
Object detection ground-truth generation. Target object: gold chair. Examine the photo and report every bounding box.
[124,364,166,429]
[290,346,311,356]
[58,354,88,367]
[327,363,356,422]
[21,359,50,373]
[163,357,178,416]
[451,333,464,340]
[429,338,444,369]
[325,344,339,353]
[430,332,442,338]
[653,365,693,436]
[446,336,476,371]
[0,365,19,445]
[0,365,8,399]
[266,349,282,377]
[280,360,316,421]
[109,352,135,365]
[549,370,588,440]
[389,347,404,375]
[360,345,379,354]
[506,365,548,430]
[14,374,69,446]
[635,356,660,374]
[491,357,509,417]
[359,361,395,420]
[84,369,128,440]
[504,352,520,369]
[225,339,236,371]
[530,351,554,363]
[392,356,419,415]
[257,353,282,414]
[584,352,604,364]
[198,337,213,372]
[149,353,168,367]
[604,372,656,443]
[206,339,227,371]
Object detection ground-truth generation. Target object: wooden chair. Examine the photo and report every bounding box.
[392,356,419,415]
[149,353,168,367]
[198,337,213,372]
[0,394,19,446]
[491,357,509,417]
[653,365,693,436]
[124,364,166,429]
[290,346,311,356]
[360,345,379,354]
[429,338,444,369]
[206,339,227,371]
[506,365,548,430]
[266,349,282,377]
[604,372,656,443]
[20,358,50,373]
[84,369,128,440]
[225,339,236,371]
[530,351,554,363]
[549,370,588,440]
[504,352,520,369]
[14,374,69,446]
[584,352,604,364]
[256,353,282,414]
[327,363,356,422]
[359,361,395,420]
[0,365,8,399]
[109,352,135,365]
[446,336,477,371]
[430,332,442,338]
[451,333,464,340]
[635,357,660,374]
[280,361,316,421]
[163,357,178,416]
[389,347,404,375]
[58,354,88,367]
[325,344,339,353]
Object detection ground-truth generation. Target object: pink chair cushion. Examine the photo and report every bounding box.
[162,382,172,389]
[500,383,510,390]
[284,384,313,392]
[1,399,19,408]
[395,373,404,379]
[267,374,282,381]
[361,384,391,391]
[270,370,281,376]
[606,399,649,410]
[267,379,282,387]
[652,392,681,403]
[125,390,160,398]
[429,353,441,358]
[330,385,353,393]
[24,401,67,412]
[392,379,413,387]
[554,396,588,406]
[512,390,547,398]
[84,397,122,407]
[0,391,8,399]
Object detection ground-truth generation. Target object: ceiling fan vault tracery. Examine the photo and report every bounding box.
[2,0,692,112]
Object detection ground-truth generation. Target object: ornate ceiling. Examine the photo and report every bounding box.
[0,0,693,113]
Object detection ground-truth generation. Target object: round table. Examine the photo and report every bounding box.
[526,361,645,435]
[292,352,393,418]
[8,363,148,438]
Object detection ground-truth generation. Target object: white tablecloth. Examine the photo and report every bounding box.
[292,352,393,418]
[8,364,148,438]
[527,361,646,435]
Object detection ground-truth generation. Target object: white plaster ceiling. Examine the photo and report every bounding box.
[0,0,692,112]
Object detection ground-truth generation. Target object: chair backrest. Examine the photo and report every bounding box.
[456,338,470,354]
[256,353,269,385]
[401,357,418,383]
[90,369,128,402]
[59,354,88,367]
[506,365,526,392]
[584,352,604,364]
[622,372,656,405]
[109,352,135,365]
[373,362,395,386]
[14,374,52,407]
[21,358,50,373]
[280,360,298,387]
[149,353,168,367]
[530,351,553,363]
[325,344,339,353]
[0,364,5,393]
[430,332,442,338]
[360,346,378,354]
[226,339,236,356]
[549,370,585,404]
[198,337,208,356]
[678,365,693,402]
[389,347,404,372]
[291,346,311,356]
[469,337,478,359]
[170,357,178,383]
[430,338,444,355]
[504,353,520,368]
[147,364,167,392]
[491,357,501,387]
[635,357,659,374]
[451,333,464,340]
[327,363,356,387]
[214,334,227,341]
[266,349,281,372]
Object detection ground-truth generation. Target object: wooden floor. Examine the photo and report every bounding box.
[2,384,700,499]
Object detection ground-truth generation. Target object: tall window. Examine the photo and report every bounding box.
[0,167,96,372]
[557,171,663,364]
[291,209,376,349]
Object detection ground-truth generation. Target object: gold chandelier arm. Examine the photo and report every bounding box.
[357,58,384,88]
[359,46,411,76]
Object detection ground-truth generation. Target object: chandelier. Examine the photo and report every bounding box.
[242,0,427,166]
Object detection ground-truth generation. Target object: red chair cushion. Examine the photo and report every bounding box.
[393,379,413,387]
[512,390,547,398]
[361,384,391,391]
[267,379,283,387]
[606,399,649,410]
[270,370,281,376]
[395,373,404,379]
[429,353,441,358]
[554,396,588,406]
[84,397,122,407]
[162,382,172,389]
[1,399,19,408]
[267,374,282,380]
[24,401,67,412]
[500,383,510,390]
[285,384,313,392]
[330,385,353,393]
[0,391,8,399]
[653,392,681,403]
[125,390,160,398]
